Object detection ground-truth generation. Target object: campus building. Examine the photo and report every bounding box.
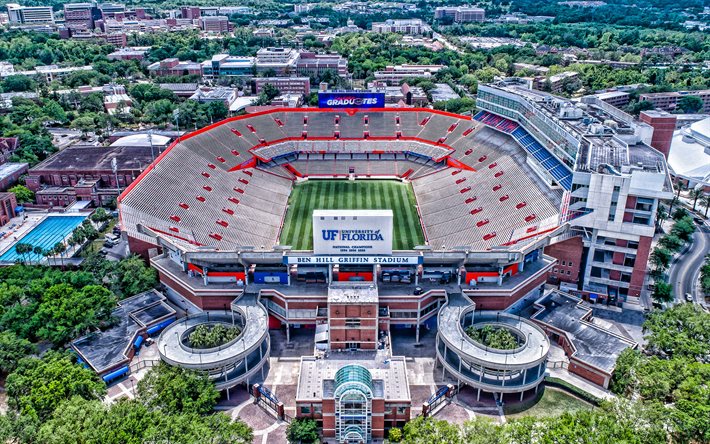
[26,144,161,207]
[373,64,444,85]
[254,77,311,96]
[64,3,99,30]
[296,361,411,441]
[371,19,424,35]
[638,89,710,113]
[6,3,54,24]
[202,49,349,80]
[434,6,485,22]
[476,81,673,303]
[0,192,18,227]
[147,58,203,77]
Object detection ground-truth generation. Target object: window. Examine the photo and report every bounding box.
[561,260,566,266]
[568,262,573,267]
[300,406,311,414]
[553,268,558,273]
[345,318,360,327]
[566,270,571,275]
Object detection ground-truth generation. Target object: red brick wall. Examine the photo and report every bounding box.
[468,270,547,310]
[629,235,652,297]
[127,235,159,260]
[639,112,676,158]
[329,302,378,349]
[545,236,583,284]
[569,359,608,387]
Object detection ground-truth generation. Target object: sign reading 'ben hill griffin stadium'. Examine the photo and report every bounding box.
[318,91,386,108]
[312,209,393,255]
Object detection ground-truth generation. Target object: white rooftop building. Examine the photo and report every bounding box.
[668,118,710,189]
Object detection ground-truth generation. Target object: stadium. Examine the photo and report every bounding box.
[120,107,562,255]
[118,86,671,441]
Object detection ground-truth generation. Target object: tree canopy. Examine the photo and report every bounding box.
[5,351,106,420]
[137,363,220,416]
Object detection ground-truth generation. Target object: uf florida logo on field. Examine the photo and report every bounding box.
[322,229,339,241]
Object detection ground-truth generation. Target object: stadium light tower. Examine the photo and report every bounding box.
[111,157,119,193]
[148,130,154,162]
[173,109,180,138]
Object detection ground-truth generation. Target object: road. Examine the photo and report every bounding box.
[668,221,709,305]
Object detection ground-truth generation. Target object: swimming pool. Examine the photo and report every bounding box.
[0,215,87,263]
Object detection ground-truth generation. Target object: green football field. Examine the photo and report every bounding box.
[279,180,425,250]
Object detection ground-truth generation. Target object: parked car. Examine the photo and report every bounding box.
[685,293,693,302]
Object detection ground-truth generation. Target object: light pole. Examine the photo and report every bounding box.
[173,109,180,139]
[148,130,154,162]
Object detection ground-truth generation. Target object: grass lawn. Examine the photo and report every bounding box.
[504,387,594,420]
[279,180,425,250]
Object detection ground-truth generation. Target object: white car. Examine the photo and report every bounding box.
[685,293,693,303]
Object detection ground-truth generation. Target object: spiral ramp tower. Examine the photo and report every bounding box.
[436,292,550,402]
[157,292,269,390]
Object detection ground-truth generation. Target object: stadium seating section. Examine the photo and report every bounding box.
[474,111,573,190]
[120,109,561,251]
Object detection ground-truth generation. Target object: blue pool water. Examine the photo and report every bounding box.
[0,215,87,263]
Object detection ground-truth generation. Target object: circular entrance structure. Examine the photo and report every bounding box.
[436,293,549,401]
[157,294,269,390]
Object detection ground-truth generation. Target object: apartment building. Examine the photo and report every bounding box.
[373,64,443,85]
[434,6,485,22]
[254,77,311,96]
[200,15,229,33]
[639,89,710,113]
[203,49,348,80]
[371,19,424,35]
[64,3,98,30]
[7,3,54,24]
[147,58,202,77]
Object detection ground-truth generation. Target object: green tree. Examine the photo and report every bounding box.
[8,184,34,203]
[0,331,36,374]
[688,188,703,211]
[644,304,710,360]
[137,363,219,415]
[389,427,403,443]
[14,242,33,264]
[2,75,35,92]
[401,416,461,444]
[6,351,106,420]
[202,101,228,123]
[286,418,319,443]
[465,325,518,350]
[90,207,112,224]
[652,281,673,303]
[52,241,66,267]
[670,216,696,242]
[109,255,158,297]
[677,95,703,113]
[32,245,45,265]
[32,283,117,344]
[70,115,97,136]
[650,247,672,271]
[38,395,253,444]
[261,83,281,101]
[188,324,241,349]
